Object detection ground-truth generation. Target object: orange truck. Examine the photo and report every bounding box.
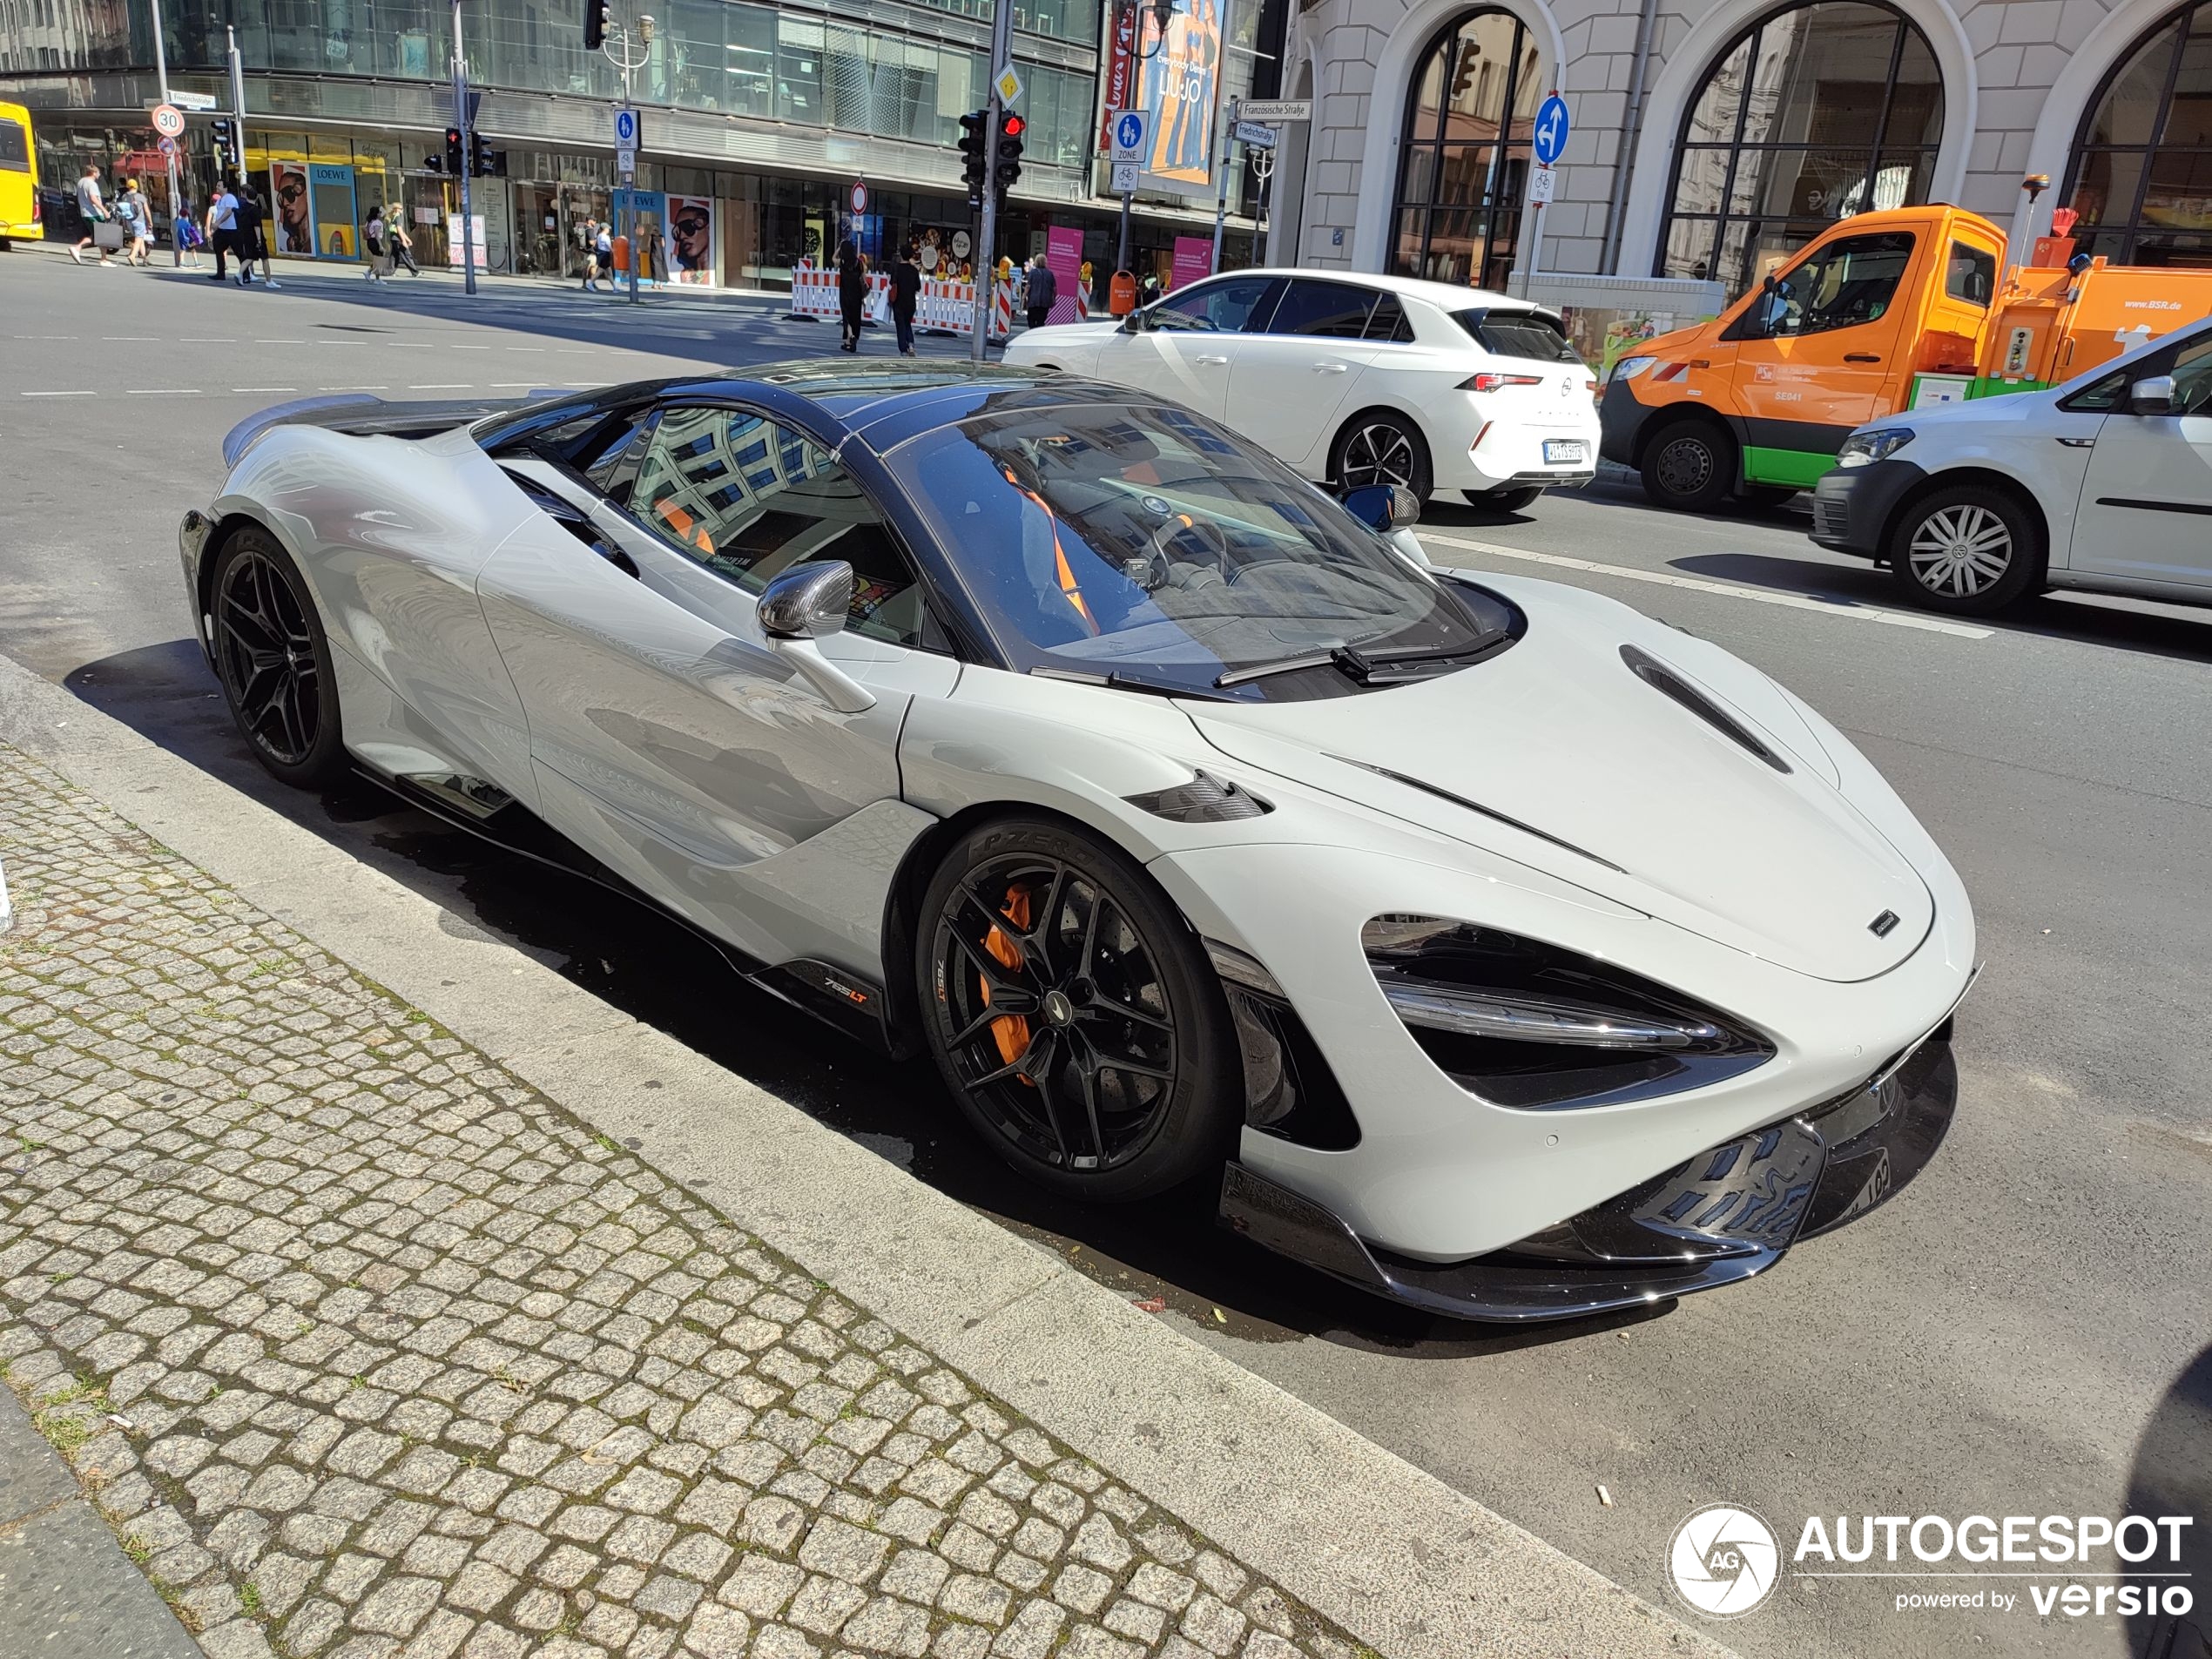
[1598,204,2212,510]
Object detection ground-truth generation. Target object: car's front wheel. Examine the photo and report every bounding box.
[1887,483,2042,614]
[1332,411,1433,505]
[208,527,347,787]
[916,817,1239,1202]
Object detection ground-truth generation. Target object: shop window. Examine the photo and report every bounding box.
[2061,1,2212,267]
[1390,10,1544,291]
[1657,1,1945,294]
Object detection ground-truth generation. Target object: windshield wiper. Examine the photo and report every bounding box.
[1028,666,1232,702]
[1213,638,1500,689]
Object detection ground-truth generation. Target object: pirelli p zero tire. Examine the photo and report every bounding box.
[1332,410,1434,506]
[207,527,348,789]
[1886,482,2044,615]
[1640,417,1736,512]
[916,816,1240,1203]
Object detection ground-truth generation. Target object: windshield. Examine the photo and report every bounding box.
[882,399,1511,700]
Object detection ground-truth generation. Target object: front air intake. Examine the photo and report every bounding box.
[1620,644,1791,773]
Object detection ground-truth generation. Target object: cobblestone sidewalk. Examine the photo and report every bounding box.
[0,745,1379,1659]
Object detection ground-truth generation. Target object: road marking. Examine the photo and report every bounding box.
[21,390,97,397]
[505,347,547,353]
[1419,534,1995,640]
[180,337,235,343]
[127,388,201,395]
[255,339,306,344]
[490,381,558,388]
[103,335,155,341]
[231,387,298,393]
[450,344,490,350]
[319,385,388,391]
[408,383,474,389]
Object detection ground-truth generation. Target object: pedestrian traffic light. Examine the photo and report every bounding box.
[958,110,988,206]
[584,0,611,51]
[209,117,236,165]
[445,126,465,177]
[994,111,1027,200]
[472,132,502,177]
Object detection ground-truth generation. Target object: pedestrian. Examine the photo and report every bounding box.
[177,205,204,268]
[835,239,867,353]
[118,179,153,266]
[234,181,277,287]
[1024,253,1057,332]
[70,163,116,266]
[593,221,614,292]
[206,181,240,285]
[579,219,603,291]
[361,203,394,282]
[888,241,921,358]
[388,213,421,275]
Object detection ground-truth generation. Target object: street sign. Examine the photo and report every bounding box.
[1528,165,1556,204]
[1533,95,1570,166]
[1233,120,1277,151]
[1110,160,1140,193]
[995,65,1023,106]
[848,179,868,216]
[158,136,178,157]
[953,229,971,259]
[613,106,641,149]
[150,104,185,138]
[1235,98,1312,123]
[166,89,217,111]
[1109,109,1148,163]
[617,147,637,175]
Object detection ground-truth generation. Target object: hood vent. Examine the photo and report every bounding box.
[1332,758,1626,875]
[1619,644,1791,774]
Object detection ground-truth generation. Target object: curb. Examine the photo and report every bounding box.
[0,651,1732,1659]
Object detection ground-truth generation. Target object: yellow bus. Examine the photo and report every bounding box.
[0,100,37,248]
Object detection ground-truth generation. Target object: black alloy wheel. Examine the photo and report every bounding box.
[209,529,346,786]
[1332,412,1433,505]
[918,819,1238,1202]
[1640,417,1735,511]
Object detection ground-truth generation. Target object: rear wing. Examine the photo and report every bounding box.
[220,391,567,469]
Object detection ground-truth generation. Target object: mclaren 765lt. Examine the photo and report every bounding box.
[181,361,1975,1322]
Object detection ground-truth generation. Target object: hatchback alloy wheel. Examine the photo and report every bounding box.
[1339,421,1418,490]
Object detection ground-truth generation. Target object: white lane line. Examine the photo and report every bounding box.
[103,335,156,341]
[505,347,547,353]
[1418,534,1995,640]
[408,383,475,389]
[21,389,97,397]
[127,388,202,395]
[255,339,306,344]
[180,337,236,343]
[450,344,490,350]
[489,381,560,388]
[319,385,389,391]
[231,387,298,393]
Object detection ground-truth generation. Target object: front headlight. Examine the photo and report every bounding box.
[1609,354,1657,383]
[1363,916,1772,1109]
[1837,427,1915,468]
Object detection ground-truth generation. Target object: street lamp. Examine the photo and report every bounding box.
[1112,0,1180,277]
[603,13,652,305]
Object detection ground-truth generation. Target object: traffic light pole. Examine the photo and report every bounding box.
[970,0,1015,364]
[452,0,476,296]
[148,0,182,267]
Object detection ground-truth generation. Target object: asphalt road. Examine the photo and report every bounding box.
[4,248,2206,1659]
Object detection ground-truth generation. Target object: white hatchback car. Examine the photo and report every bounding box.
[1001,268,1601,511]
[1811,317,2212,614]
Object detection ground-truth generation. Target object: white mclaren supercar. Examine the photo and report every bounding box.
[180,361,1975,1322]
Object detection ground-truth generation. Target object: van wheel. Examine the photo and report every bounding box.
[1640,418,1735,511]
[1887,484,2042,615]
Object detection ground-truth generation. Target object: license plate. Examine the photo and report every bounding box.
[1543,440,1588,465]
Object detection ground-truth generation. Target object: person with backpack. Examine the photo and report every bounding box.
[118,180,152,266]
[388,214,421,275]
[176,204,205,268]
[362,204,394,281]
[590,220,614,292]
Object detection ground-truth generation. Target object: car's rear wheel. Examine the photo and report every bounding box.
[1640,417,1735,511]
[1332,411,1433,505]
[1887,483,2042,614]
[1472,484,1542,513]
[208,528,347,787]
[916,817,1238,1203]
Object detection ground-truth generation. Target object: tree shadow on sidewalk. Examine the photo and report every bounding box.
[61,638,1649,1362]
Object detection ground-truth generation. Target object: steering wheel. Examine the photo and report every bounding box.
[1143,514,1232,586]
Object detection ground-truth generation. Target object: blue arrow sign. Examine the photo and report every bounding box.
[1532,95,1569,166]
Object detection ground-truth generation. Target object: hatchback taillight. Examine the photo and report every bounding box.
[1460,372,1542,394]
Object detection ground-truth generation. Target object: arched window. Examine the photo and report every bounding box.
[1391,10,1543,290]
[2061,3,2212,266]
[1657,1,1944,293]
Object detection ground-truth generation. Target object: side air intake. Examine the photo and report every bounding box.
[1619,644,1791,773]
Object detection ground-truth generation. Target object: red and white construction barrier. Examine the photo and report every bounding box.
[914,277,1015,341]
[786,266,891,325]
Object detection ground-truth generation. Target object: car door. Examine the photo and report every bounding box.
[1089,274,1280,419]
[1726,230,1919,475]
[2067,328,2212,590]
[1221,278,1386,474]
[476,401,946,961]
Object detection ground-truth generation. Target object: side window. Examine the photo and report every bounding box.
[1946,241,1996,307]
[1365,293,1414,343]
[2170,333,2212,416]
[628,407,930,648]
[578,409,656,503]
[1150,276,1277,333]
[1265,280,1376,339]
[1735,232,1916,340]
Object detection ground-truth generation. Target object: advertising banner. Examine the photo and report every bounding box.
[270,161,314,256]
[1139,0,1231,195]
[444,214,488,270]
[1045,224,1085,323]
[612,188,668,282]
[667,194,715,286]
[1096,3,1139,153]
[1170,234,1212,290]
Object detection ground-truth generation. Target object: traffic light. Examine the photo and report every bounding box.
[584,0,610,51]
[1450,45,1479,104]
[209,117,236,166]
[472,132,502,177]
[445,126,465,177]
[994,111,1027,200]
[957,110,988,206]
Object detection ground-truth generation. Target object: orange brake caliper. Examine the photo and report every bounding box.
[981,886,1035,1083]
